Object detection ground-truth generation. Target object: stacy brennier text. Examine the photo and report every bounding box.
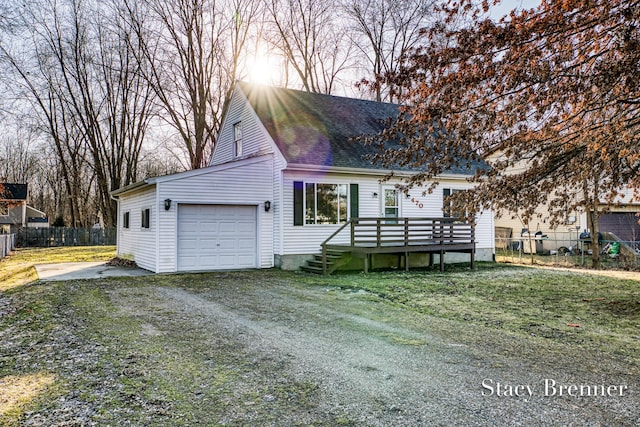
[482,378,628,397]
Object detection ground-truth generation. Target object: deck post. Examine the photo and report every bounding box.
[376,218,381,247]
[471,246,475,270]
[439,250,445,272]
[405,251,409,271]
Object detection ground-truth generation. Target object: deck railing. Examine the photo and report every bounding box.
[349,217,474,247]
[320,217,475,274]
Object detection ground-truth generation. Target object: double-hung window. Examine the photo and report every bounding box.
[233,122,243,157]
[443,188,464,219]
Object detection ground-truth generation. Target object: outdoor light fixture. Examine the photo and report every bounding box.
[372,192,378,198]
[264,200,271,212]
[164,199,172,211]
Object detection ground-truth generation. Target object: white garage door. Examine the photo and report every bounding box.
[177,204,257,271]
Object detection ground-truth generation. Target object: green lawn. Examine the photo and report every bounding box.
[0,246,116,291]
[297,263,640,359]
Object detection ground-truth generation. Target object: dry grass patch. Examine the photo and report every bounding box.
[0,373,56,421]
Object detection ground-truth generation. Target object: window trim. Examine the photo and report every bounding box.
[123,211,130,229]
[233,121,243,157]
[301,181,351,226]
[141,208,151,229]
[443,188,465,219]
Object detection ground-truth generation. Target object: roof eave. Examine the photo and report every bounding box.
[110,180,154,197]
[284,163,474,180]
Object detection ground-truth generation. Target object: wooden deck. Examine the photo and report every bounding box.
[318,217,476,274]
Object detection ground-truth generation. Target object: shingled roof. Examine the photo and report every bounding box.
[0,183,27,200]
[238,82,485,175]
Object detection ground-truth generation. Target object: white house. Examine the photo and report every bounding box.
[112,83,495,273]
[485,149,640,251]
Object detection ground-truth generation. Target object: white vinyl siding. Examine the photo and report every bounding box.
[211,86,275,166]
[272,156,286,256]
[155,156,274,273]
[283,171,494,255]
[116,186,157,272]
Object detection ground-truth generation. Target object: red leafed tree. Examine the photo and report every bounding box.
[368,0,640,267]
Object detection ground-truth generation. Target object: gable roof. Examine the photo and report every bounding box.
[238,82,486,175]
[239,82,396,170]
[1,183,27,200]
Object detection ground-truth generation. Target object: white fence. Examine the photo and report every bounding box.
[1,233,16,260]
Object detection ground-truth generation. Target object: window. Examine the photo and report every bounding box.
[294,182,358,226]
[123,211,130,229]
[0,203,7,216]
[305,183,348,224]
[443,188,464,219]
[233,122,242,157]
[141,208,150,229]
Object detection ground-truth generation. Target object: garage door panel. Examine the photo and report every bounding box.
[178,239,198,250]
[218,239,238,250]
[237,238,255,249]
[237,255,255,264]
[178,204,257,271]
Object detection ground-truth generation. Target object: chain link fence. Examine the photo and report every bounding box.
[496,235,640,269]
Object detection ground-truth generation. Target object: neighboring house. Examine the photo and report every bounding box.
[112,82,495,273]
[485,151,640,251]
[0,183,49,233]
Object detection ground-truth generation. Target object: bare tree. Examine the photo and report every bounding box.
[343,0,435,102]
[0,129,40,184]
[263,0,355,94]
[0,0,156,227]
[125,0,262,169]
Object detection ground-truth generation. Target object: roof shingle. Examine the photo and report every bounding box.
[1,183,27,200]
[239,82,485,175]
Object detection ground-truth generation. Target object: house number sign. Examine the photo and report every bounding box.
[410,197,424,209]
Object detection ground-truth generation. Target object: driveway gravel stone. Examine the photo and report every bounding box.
[104,278,638,426]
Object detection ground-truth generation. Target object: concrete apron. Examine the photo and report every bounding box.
[35,262,151,282]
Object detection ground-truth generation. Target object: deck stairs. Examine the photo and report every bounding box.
[300,248,351,275]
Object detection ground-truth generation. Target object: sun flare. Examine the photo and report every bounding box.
[248,50,281,85]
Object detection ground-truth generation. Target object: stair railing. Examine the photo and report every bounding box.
[320,218,355,275]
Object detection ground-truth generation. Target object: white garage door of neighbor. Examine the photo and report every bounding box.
[177,204,257,271]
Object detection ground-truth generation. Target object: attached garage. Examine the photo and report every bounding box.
[112,155,274,273]
[177,204,257,271]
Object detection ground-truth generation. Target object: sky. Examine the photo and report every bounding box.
[488,0,541,20]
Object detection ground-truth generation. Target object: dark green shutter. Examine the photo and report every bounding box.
[294,181,303,226]
[350,184,359,219]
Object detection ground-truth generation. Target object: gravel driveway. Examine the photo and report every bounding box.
[99,274,637,426]
[7,271,638,426]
